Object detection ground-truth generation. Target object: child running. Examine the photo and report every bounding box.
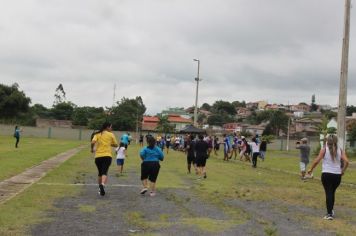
[250,137,260,168]
[115,142,127,176]
[140,135,164,197]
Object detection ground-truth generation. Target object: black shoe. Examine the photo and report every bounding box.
[99,184,105,196]
[203,174,207,179]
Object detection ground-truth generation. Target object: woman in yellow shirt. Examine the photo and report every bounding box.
[91,122,118,196]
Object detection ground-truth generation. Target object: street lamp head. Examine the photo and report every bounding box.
[193,59,199,62]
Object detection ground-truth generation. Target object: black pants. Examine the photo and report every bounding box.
[15,137,19,148]
[321,173,341,215]
[252,152,259,167]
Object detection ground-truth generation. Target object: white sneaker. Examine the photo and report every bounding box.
[140,188,148,195]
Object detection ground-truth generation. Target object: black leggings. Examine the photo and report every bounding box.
[15,137,19,148]
[321,173,341,215]
[252,152,259,167]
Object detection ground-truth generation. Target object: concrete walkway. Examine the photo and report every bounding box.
[0,146,85,204]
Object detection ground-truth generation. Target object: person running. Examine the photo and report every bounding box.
[140,135,164,197]
[165,135,171,154]
[307,134,349,220]
[186,134,197,174]
[91,122,118,196]
[259,138,267,161]
[115,142,127,176]
[213,136,220,156]
[296,138,311,180]
[13,125,22,148]
[120,132,129,149]
[139,134,144,147]
[250,137,260,168]
[230,133,239,159]
[206,135,213,157]
[240,137,251,162]
[195,134,210,179]
[223,134,230,161]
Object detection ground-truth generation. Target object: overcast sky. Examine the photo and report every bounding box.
[1,0,355,115]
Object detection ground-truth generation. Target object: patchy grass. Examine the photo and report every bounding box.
[181,217,236,233]
[78,204,96,213]
[0,135,85,181]
[0,147,93,235]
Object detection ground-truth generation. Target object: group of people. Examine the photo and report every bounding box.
[90,122,350,221]
[91,122,164,197]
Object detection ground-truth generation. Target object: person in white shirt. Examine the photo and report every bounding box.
[249,137,260,168]
[308,134,349,220]
[115,142,127,175]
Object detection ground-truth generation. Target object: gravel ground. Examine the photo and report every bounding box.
[31,169,341,236]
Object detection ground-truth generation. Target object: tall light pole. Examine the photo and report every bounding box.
[193,59,201,127]
[337,0,351,150]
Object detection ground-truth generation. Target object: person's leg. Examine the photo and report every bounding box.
[140,162,149,194]
[329,174,341,215]
[321,173,334,215]
[15,137,19,148]
[148,162,160,195]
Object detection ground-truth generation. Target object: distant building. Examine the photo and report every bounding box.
[141,114,192,132]
[290,104,310,112]
[160,107,192,119]
[223,123,247,133]
[245,124,266,136]
[257,101,268,110]
[295,117,322,136]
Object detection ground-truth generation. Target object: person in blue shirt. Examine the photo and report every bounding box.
[139,135,164,197]
[223,134,231,161]
[120,133,129,149]
[14,126,22,148]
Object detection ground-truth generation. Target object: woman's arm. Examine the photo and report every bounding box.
[307,148,325,174]
[341,150,349,175]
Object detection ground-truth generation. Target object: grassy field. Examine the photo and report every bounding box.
[0,136,85,181]
[0,137,355,235]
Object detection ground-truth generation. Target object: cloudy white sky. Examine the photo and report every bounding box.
[1,0,355,114]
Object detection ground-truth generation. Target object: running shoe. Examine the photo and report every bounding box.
[99,184,105,196]
[149,192,156,197]
[140,187,148,195]
[203,174,207,179]
[323,214,334,220]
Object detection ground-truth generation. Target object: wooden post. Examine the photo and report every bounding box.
[337,0,351,150]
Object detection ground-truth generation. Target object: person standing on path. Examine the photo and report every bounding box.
[223,134,231,161]
[140,135,164,197]
[307,134,349,220]
[115,142,127,176]
[296,138,311,180]
[91,122,118,196]
[13,126,22,148]
[195,134,210,179]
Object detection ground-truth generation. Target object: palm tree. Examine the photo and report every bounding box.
[156,115,174,133]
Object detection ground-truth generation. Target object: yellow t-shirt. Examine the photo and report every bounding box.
[92,131,118,158]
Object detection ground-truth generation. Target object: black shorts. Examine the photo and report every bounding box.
[166,141,171,148]
[141,161,160,183]
[95,156,112,176]
[214,145,219,150]
[196,157,207,167]
[187,155,195,164]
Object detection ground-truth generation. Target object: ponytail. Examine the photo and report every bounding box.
[326,134,338,161]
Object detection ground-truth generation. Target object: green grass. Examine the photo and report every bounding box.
[0,140,356,235]
[0,135,86,181]
[0,146,93,235]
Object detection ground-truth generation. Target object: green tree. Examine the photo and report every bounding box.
[211,100,236,115]
[51,102,75,120]
[232,100,246,108]
[200,103,211,111]
[156,115,174,133]
[72,106,105,126]
[54,84,66,105]
[31,104,52,118]
[347,120,356,144]
[347,105,356,116]
[109,96,146,131]
[0,83,31,118]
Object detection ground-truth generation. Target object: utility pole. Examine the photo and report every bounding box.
[193,59,201,127]
[286,117,291,151]
[337,0,351,151]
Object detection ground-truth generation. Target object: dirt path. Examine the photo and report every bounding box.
[0,146,85,204]
[30,168,340,236]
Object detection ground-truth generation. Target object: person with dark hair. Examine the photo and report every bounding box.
[115,142,127,176]
[259,138,267,161]
[223,134,231,161]
[213,136,220,156]
[308,134,349,220]
[91,122,118,196]
[13,126,22,148]
[140,135,164,197]
[186,134,197,174]
[165,135,171,154]
[250,137,260,168]
[296,138,311,180]
[229,133,239,159]
[139,134,144,147]
[195,134,210,179]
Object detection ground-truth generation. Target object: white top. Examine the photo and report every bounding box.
[322,146,342,174]
[249,142,260,153]
[115,147,126,159]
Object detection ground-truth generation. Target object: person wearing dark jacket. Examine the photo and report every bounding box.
[195,134,210,179]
